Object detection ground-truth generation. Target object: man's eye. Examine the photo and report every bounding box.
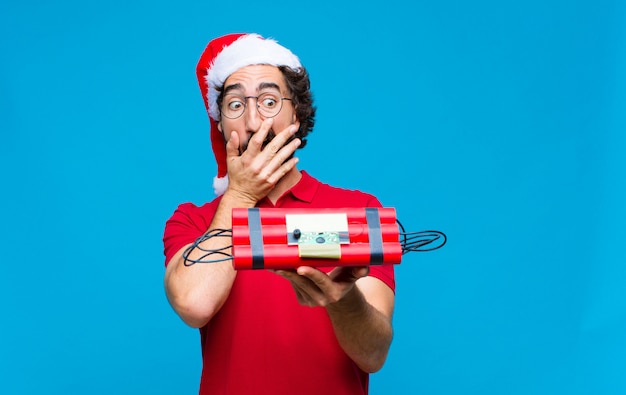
[228,101,244,111]
[261,97,278,108]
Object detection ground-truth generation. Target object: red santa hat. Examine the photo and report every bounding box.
[196,33,302,196]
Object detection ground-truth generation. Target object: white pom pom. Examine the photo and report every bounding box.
[213,175,229,196]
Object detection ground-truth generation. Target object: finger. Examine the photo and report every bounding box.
[353,266,370,279]
[280,267,322,292]
[246,118,274,152]
[291,284,311,306]
[226,131,241,157]
[276,269,321,306]
[265,145,300,185]
[329,267,355,282]
[273,269,297,278]
[254,128,300,184]
[296,266,322,279]
[296,266,332,290]
[292,282,325,307]
[264,124,299,156]
[329,266,369,283]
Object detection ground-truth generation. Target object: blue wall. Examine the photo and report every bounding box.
[1,1,625,393]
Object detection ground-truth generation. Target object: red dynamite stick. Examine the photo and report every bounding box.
[233,243,403,269]
[232,223,400,245]
[233,207,398,224]
[231,207,403,270]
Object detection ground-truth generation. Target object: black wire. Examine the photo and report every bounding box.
[396,219,447,255]
[181,220,446,266]
[182,228,234,266]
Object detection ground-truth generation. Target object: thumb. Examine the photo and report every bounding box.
[330,266,369,282]
[352,266,370,279]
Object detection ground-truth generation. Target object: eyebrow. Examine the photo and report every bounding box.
[258,82,281,92]
[223,82,282,95]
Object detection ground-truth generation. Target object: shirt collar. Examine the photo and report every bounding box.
[257,171,318,207]
[286,170,317,203]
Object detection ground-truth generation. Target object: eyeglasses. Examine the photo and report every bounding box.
[221,91,292,119]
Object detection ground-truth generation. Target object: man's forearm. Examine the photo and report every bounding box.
[325,286,394,373]
[164,192,256,327]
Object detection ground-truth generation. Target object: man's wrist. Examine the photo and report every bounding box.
[327,286,367,316]
[221,189,259,208]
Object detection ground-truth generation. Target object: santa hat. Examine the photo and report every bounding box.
[196,33,302,196]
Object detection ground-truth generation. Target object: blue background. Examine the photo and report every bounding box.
[1,0,625,394]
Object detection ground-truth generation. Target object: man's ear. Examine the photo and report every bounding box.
[217,121,223,133]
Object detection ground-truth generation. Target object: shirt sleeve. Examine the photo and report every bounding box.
[162,202,216,266]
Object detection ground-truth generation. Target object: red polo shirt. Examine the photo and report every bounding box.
[163,171,395,395]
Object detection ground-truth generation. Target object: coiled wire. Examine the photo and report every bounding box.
[181,220,447,266]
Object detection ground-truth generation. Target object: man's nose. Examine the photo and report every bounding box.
[243,98,263,133]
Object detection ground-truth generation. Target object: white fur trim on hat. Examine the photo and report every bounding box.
[206,34,301,121]
[213,175,229,196]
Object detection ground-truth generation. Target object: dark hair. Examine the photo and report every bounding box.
[215,66,317,149]
[278,65,316,149]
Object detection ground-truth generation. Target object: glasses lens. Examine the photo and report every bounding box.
[222,95,245,119]
[257,92,282,117]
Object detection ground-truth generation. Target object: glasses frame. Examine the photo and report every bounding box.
[220,93,293,120]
